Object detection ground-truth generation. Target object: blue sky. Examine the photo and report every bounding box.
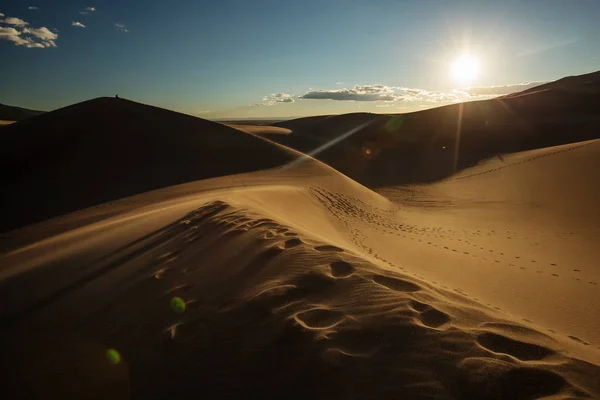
[1,0,599,118]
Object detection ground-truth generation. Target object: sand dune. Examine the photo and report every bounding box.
[269,71,600,187]
[2,154,600,399]
[0,97,297,232]
[226,123,292,136]
[2,74,600,399]
[504,70,600,97]
[0,103,45,122]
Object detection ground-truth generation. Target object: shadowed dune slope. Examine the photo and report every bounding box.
[270,71,600,188]
[0,97,297,232]
[0,103,45,122]
[504,69,600,97]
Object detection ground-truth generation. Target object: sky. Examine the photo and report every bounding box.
[1,0,599,119]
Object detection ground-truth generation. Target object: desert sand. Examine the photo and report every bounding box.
[225,123,292,136]
[2,71,600,399]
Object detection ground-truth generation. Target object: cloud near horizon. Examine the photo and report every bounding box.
[0,15,58,48]
[300,84,472,103]
[72,21,86,28]
[298,82,547,104]
[28,6,39,10]
[257,93,295,106]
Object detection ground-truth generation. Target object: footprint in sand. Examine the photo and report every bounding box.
[496,368,566,400]
[263,230,277,239]
[409,300,429,312]
[420,307,450,328]
[294,308,346,330]
[284,238,303,248]
[329,261,355,278]
[314,245,344,253]
[568,335,590,345]
[373,275,420,292]
[477,332,555,361]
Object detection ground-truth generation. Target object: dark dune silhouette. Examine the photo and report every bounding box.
[503,70,600,97]
[0,97,297,232]
[0,103,45,122]
[272,71,600,187]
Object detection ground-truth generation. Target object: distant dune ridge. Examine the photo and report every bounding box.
[0,97,297,232]
[1,72,600,399]
[0,103,45,122]
[271,70,600,187]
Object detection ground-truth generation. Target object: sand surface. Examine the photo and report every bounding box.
[226,123,292,136]
[3,148,600,399]
[2,85,600,398]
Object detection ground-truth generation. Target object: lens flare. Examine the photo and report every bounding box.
[170,297,186,314]
[106,348,121,365]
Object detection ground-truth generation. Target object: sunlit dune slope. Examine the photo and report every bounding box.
[0,97,297,232]
[377,139,600,339]
[2,157,600,399]
[225,123,292,136]
[270,71,600,187]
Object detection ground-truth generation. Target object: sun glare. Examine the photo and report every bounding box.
[452,55,480,83]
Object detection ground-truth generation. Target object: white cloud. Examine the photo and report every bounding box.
[257,93,295,106]
[28,6,39,10]
[115,23,129,33]
[0,16,58,48]
[0,26,28,45]
[71,21,86,28]
[299,82,542,104]
[79,7,95,15]
[1,17,29,26]
[25,27,57,41]
[301,84,402,102]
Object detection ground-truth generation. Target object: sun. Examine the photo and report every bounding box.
[451,55,481,83]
